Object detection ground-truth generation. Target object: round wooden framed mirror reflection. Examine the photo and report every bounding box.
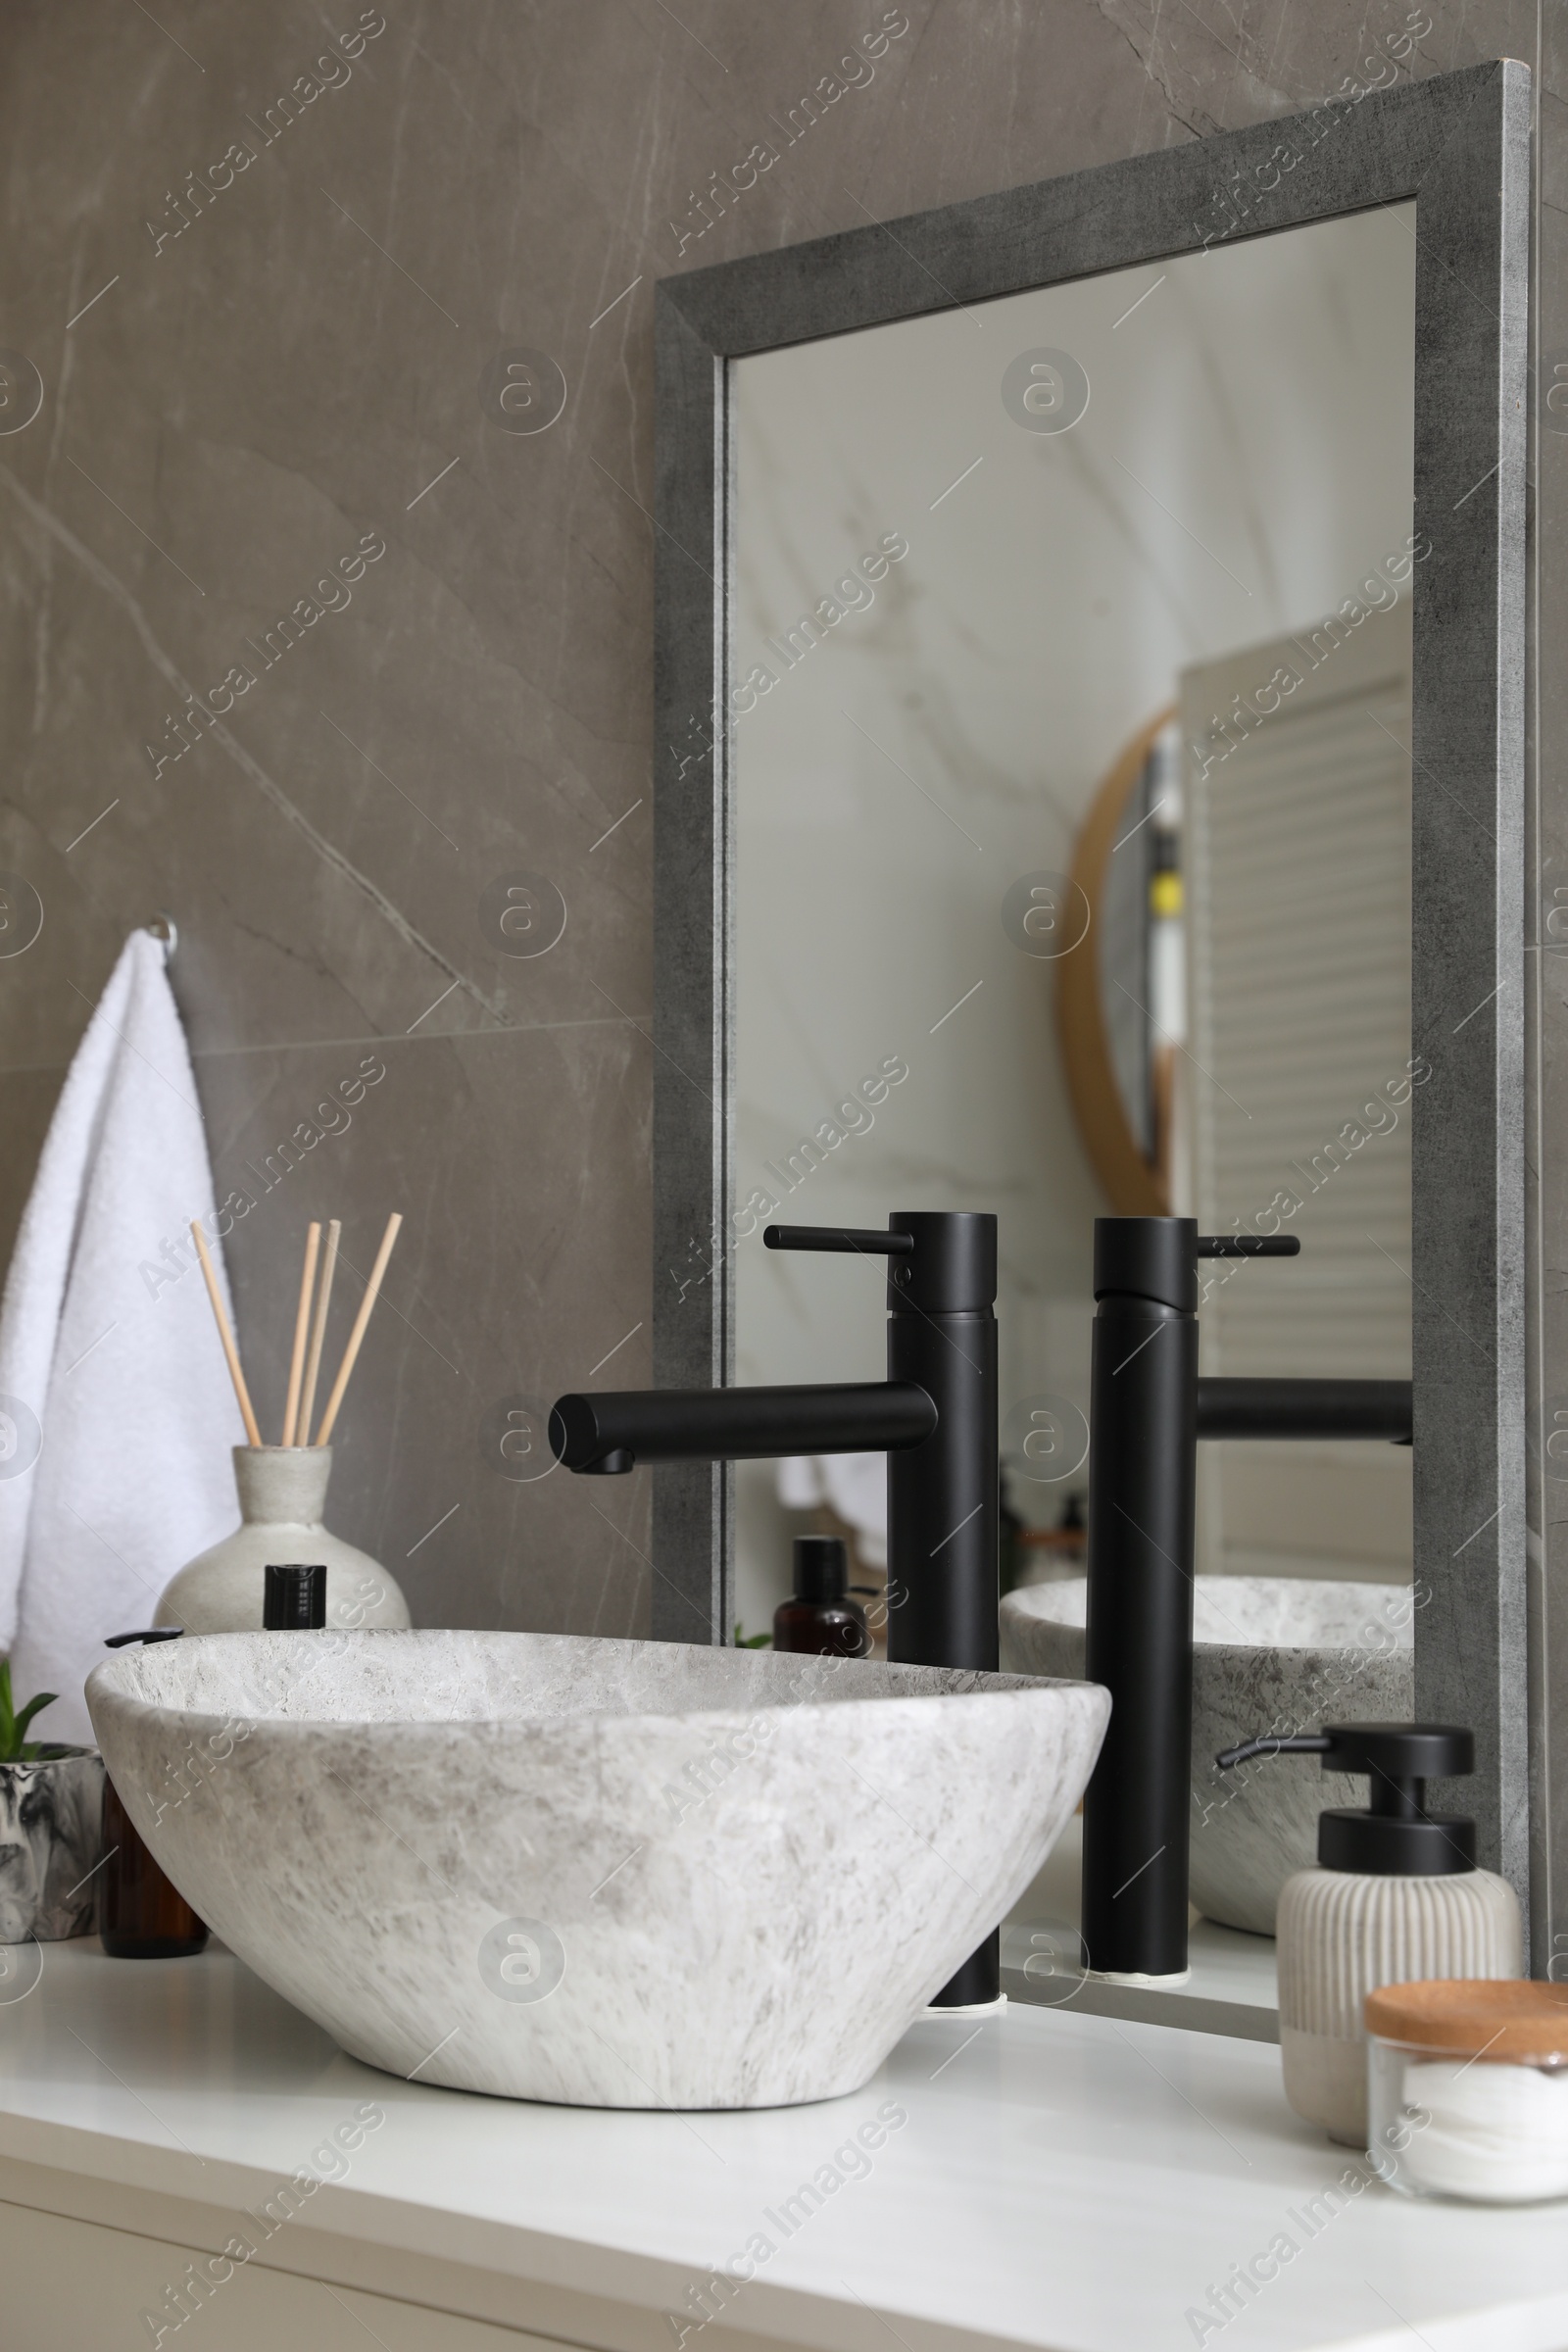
[1056,707,1183,1217]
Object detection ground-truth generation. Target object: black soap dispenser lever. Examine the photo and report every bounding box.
[1215,1722,1477,1874]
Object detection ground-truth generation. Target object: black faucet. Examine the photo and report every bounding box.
[551,1209,1001,2006]
[1081,1214,1413,1982]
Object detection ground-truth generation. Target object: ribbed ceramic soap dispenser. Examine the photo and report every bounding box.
[1216,1723,1521,2147]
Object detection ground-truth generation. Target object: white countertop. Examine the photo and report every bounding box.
[1,1939,1564,2352]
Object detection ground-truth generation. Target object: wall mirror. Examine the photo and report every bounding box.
[730,205,1418,1638]
[654,65,1528,1912]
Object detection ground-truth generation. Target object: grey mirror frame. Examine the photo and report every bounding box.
[652,63,1530,1913]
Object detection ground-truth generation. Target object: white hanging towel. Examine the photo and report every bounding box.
[0,930,244,1742]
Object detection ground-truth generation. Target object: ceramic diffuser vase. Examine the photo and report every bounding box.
[160,1210,413,1634]
[155,1446,410,1634]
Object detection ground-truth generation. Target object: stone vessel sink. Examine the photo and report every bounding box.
[1000,1576,1413,1936]
[87,1630,1108,2110]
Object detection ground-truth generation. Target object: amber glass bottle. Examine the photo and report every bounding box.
[772,1536,870,1657]
[97,1564,326,1956]
[99,1775,208,1959]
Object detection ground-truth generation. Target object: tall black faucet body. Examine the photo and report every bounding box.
[550,1209,1001,2007]
[1081,1215,1413,1982]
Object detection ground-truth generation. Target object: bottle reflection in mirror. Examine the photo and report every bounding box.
[773,1536,870,1657]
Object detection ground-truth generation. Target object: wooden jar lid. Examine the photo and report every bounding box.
[1365,1979,1568,2062]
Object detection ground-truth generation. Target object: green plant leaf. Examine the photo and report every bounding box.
[12,1691,57,1744]
[0,1666,57,1763]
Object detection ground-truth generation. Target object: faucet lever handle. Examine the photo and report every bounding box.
[763,1226,915,1256]
[1196,1235,1301,1258]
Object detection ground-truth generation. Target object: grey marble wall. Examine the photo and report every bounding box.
[0,0,1559,1932]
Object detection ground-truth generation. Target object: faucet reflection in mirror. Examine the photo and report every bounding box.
[1082,1215,1414,1984]
[552,1208,1001,2006]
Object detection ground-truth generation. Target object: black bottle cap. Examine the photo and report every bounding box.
[264,1563,327,1631]
[793,1536,849,1604]
[1215,1720,1476,1877]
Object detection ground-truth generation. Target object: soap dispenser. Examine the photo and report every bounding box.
[1216,1723,1521,2146]
[772,1537,870,1657]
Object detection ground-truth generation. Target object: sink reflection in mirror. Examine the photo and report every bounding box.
[731,207,1415,1645]
[1001,1574,1417,1936]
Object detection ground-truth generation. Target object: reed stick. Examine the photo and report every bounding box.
[314,1213,403,1447]
[297,1219,340,1446]
[189,1220,263,1447]
[280,1222,321,1446]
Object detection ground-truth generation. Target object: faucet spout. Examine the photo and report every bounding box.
[549,1381,937,1474]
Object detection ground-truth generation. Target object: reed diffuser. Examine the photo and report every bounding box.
[153,1213,413,1634]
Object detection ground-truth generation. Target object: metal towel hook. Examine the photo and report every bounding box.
[146,912,177,962]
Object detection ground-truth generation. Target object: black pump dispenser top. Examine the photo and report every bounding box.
[1216,1721,1476,1877]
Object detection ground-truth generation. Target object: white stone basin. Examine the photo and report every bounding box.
[1000,1576,1414,1936]
[86,1630,1108,2110]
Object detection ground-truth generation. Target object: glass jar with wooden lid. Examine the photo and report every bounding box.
[1367,1980,1568,2202]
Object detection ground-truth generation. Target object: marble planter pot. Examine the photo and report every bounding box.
[1000,1576,1414,1935]
[154,1447,411,1635]
[0,1750,105,1943]
[87,1630,1109,2110]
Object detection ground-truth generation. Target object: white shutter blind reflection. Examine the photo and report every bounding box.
[1182,612,1413,1580]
